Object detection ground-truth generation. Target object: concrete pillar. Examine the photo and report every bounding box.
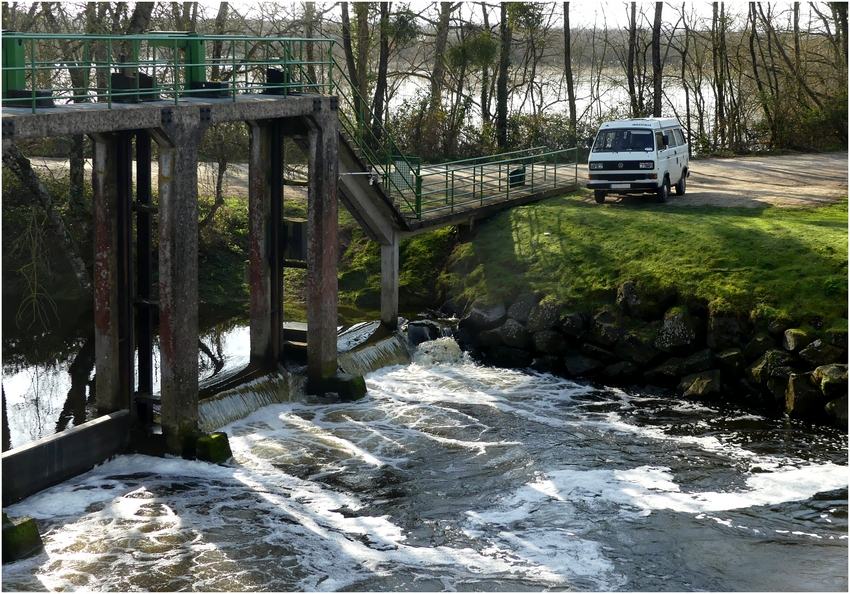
[152,112,205,454]
[306,105,340,384]
[248,122,274,362]
[91,132,133,415]
[381,233,400,330]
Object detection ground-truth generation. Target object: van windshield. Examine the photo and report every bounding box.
[592,129,655,153]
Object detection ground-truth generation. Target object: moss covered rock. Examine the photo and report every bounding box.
[196,432,233,464]
[2,513,43,563]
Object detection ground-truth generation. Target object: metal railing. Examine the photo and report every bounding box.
[2,32,580,222]
[417,147,579,218]
[1,32,335,109]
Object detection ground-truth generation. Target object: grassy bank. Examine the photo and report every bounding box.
[438,189,847,331]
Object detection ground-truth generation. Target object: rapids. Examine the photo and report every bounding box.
[2,337,847,591]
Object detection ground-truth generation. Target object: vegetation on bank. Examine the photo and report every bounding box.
[438,191,848,333]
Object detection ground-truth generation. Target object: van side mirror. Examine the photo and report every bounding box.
[587,136,595,147]
[662,134,669,147]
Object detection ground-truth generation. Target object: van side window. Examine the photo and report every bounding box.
[666,130,679,147]
[673,128,686,146]
[655,132,666,149]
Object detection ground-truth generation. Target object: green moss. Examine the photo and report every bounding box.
[196,432,233,464]
[2,514,43,562]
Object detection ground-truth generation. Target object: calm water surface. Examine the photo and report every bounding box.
[2,336,847,591]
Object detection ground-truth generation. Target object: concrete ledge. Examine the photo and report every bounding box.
[2,411,131,506]
[2,94,333,140]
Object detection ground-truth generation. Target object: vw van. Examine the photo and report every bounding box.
[587,117,689,203]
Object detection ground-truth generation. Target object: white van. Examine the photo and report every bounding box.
[587,117,689,204]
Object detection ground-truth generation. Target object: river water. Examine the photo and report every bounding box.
[2,333,847,592]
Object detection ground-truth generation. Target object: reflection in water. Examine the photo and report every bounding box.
[2,305,250,449]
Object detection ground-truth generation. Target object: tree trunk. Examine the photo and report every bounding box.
[481,2,492,125]
[304,1,317,82]
[340,3,363,125]
[210,2,229,81]
[626,2,639,117]
[372,2,390,140]
[496,2,512,149]
[749,3,775,146]
[3,145,93,295]
[652,2,663,117]
[430,1,453,116]
[564,2,577,137]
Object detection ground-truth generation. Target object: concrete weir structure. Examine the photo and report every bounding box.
[2,32,580,504]
[2,92,342,485]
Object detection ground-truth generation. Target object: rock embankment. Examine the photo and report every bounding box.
[424,283,848,429]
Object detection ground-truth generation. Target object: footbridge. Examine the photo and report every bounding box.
[1,32,578,497]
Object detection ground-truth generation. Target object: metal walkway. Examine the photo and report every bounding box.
[2,32,579,232]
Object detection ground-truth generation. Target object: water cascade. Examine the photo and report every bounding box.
[3,333,846,591]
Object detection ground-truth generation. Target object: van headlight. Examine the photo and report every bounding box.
[639,161,654,169]
[589,162,603,170]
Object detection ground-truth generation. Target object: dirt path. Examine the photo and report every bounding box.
[593,151,848,208]
[29,151,848,208]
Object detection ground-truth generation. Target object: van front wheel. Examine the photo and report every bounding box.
[674,172,687,196]
[655,179,669,203]
[594,190,607,204]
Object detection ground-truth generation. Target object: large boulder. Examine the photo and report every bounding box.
[486,346,533,369]
[825,395,848,430]
[679,369,723,400]
[531,355,566,376]
[616,281,677,320]
[589,311,626,347]
[643,358,685,387]
[615,333,661,367]
[459,300,506,332]
[603,361,640,385]
[745,333,775,361]
[477,328,503,349]
[533,330,568,356]
[799,339,846,368]
[681,348,714,376]
[767,366,797,404]
[507,293,539,324]
[768,318,791,338]
[527,302,562,333]
[812,364,848,399]
[557,312,587,340]
[706,314,746,350]
[407,320,443,346]
[826,327,848,350]
[716,348,746,382]
[785,373,828,420]
[498,319,534,350]
[563,355,604,377]
[654,308,698,354]
[581,343,618,363]
[783,329,812,352]
[746,349,797,386]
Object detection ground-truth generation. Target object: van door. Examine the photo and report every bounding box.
[664,128,683,184]
[655,131,673,187]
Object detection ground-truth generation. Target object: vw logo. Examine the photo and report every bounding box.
[618,162,624,169]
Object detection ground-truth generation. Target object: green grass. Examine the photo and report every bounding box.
[443,190,848,329]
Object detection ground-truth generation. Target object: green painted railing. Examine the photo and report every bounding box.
[1,32,335,108]
[1,32,579,222]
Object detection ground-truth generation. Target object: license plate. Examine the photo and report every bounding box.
[611,183,630,189]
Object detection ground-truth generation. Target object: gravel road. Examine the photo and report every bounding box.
[28,151,848,208]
